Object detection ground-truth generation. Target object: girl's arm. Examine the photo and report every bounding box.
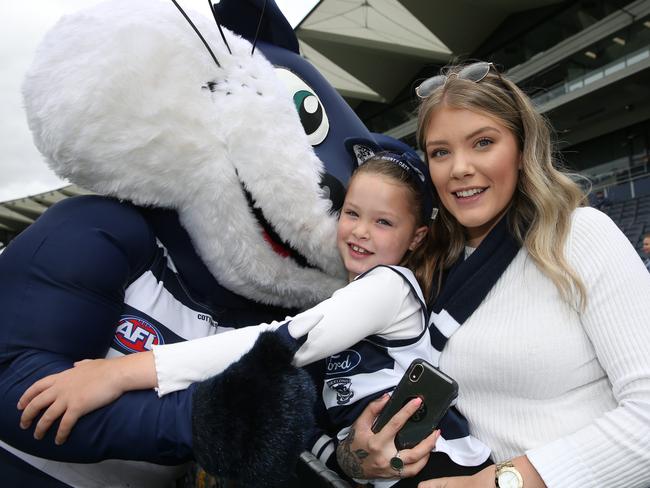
[17,321,284,443]
[18,267,414,444]
[154,320,298,395]
[154,266,418,394]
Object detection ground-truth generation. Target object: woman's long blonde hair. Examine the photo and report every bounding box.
[416,64,587,307]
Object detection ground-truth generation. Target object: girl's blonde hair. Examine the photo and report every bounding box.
[351,157,435,299]
[416,64,587,307]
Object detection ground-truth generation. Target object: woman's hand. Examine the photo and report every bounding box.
[418,456,546,488]
[417,465,495,487]
[336,394,440,480]
[17,352,156,445]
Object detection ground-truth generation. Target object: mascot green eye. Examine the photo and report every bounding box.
[294,90,324,137]
[275,68,329,146]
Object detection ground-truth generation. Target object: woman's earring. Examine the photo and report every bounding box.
[431,208,439,221]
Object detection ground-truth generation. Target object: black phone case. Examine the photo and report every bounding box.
[371,358,458,449]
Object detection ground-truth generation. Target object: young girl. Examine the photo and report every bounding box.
[339,62,650,488]
[18,152,491,486]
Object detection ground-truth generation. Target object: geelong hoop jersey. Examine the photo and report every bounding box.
[322,266,431,430]
[319,266,491,487]
[0,196,294,487]
[144,265,492,485]
[109,237,220,359]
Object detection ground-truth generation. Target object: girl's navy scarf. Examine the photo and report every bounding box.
[427,215,522,455]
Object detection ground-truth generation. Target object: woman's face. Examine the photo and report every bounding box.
[424,106,521,247]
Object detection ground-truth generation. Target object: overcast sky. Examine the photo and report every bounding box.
[0,0,316,202]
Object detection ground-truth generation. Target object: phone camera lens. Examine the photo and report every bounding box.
[409,364,424,382]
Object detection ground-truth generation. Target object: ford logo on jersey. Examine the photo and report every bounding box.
[113,316,164,353]
[325,350,361,376]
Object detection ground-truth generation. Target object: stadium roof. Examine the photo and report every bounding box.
[0,185,92,242]
[295,0,564,104]
[0,0,568,243]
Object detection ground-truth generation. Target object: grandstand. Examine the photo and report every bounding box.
[601,193,650,250]
[586,153,650,256]
[2,0,649,263]
[0,185,91,252]
[597,191,650,256]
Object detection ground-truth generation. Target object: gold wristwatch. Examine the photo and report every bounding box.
[495,460,523,488]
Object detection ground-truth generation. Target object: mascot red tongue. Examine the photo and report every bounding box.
[0,0,396,486]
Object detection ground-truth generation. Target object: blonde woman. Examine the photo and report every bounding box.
[337,62,650,488]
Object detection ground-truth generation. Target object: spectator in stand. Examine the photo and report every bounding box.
[643,232,650,271]
[592,189,612,211]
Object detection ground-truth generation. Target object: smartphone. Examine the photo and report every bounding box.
[371,358,458,450]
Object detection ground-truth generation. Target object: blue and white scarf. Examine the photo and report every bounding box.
[426,215,521,469]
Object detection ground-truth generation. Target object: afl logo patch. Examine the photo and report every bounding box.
[113,316,164,353]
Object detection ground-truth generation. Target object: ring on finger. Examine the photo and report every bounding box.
[390,450,404,478]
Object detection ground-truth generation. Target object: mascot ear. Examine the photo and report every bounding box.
[214,0,300,54]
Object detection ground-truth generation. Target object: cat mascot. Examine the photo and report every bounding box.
[0,0,412,487]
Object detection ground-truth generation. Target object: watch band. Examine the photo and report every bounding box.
[495,460,523,488]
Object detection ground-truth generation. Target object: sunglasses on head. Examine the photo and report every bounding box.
[415,62,495,99]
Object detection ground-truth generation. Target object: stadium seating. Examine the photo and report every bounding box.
[597,193,650,257]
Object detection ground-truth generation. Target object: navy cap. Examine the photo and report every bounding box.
[362,151,436,222]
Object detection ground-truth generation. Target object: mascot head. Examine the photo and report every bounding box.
[22,0,387,308]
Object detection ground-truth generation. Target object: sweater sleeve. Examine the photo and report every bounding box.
[526,207,650,487]
[154,322,284,396]
[291,266,416,366]
[153,267,414,395]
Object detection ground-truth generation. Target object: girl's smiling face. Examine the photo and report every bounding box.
[337,172,427,281]
[425,106,521,247]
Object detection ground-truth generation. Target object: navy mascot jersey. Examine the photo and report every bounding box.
[0,196,293,487]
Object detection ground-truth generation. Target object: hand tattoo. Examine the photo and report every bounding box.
[336,426,369,479]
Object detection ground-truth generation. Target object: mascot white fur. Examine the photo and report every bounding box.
[24,0,345,306]
[0,0,396,486]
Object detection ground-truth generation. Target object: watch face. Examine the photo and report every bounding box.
[498,471,521,488]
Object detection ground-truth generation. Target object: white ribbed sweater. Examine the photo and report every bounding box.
[438,207,650,487]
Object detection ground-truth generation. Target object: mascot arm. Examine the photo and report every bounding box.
[0,196,152,359]
[0,196,194,463]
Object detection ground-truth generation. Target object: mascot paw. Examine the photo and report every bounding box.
[191,331,316,487]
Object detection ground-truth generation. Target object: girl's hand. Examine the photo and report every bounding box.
[17,353,155,445]
[17,358,125,444]
[336,394,440,480]
[417,466,495,488]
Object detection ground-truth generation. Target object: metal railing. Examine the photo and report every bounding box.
[532,45,650,107]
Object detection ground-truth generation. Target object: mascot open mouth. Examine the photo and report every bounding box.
[241,186,314,270]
